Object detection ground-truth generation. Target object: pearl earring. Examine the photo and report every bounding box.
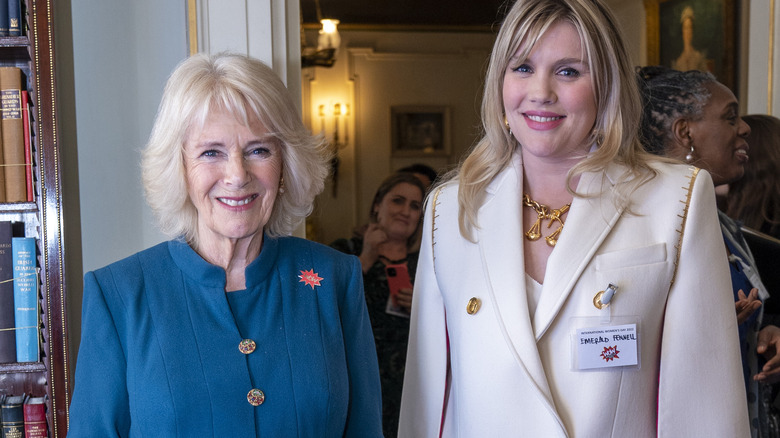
[685,146,695,162]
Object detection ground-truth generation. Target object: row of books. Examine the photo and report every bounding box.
[0,221,38,364]
[0,66,34,203]
[0,394,47,438]
[0,0,22,37]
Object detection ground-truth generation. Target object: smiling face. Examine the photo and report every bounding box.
[502,20,597,165]
[183,108,283,249]
[373,182,423,242]
[687,81,750,186]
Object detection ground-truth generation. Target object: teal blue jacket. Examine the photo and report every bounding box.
[68,236,382,437]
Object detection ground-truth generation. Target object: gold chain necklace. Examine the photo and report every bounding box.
[522,194,571,247]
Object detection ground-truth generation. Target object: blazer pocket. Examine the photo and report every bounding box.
[594,243,672,312]
[594,243,667,271]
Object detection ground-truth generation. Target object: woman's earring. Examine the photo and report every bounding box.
[685,146,695,162]
[592,129,604,147]
[504,116,512,136]
[278,176,286,195]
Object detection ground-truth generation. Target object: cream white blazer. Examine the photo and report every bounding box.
[399,154,749,437]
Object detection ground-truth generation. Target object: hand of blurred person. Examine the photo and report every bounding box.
[735,288,762,325]
[395,287,413,311]
[754,325,780,384]
[359,223,388,272]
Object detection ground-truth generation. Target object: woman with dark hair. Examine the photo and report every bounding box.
[637,65,780,438]
[398,163,439,191]
[332,171,425,437]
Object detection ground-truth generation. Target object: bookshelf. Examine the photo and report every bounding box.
[0,0,70,437]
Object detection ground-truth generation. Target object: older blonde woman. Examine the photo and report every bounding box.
[68,53,382,437]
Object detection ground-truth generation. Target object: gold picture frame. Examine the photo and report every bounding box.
[645,0,738,93]
[390,105,451,158]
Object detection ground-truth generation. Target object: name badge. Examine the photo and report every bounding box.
[575,323,638,370]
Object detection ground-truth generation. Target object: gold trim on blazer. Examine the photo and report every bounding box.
[671,166,700,286]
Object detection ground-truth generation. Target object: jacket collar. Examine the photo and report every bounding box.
[476,153,627,359]
[475,153,561,421]
[532,163,625,338]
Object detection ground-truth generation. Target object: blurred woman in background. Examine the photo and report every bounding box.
[332,171,425,437]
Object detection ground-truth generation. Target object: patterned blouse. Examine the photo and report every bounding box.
[331,236,419,438]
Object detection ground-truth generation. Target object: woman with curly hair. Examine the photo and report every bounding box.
[637,65,780,438]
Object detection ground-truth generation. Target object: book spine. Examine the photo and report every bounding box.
[0,221,14,363]
[21,90,30,202]
[1,395,24,438]
[0,0,8,37]
[12,237,36,362]
[0,67,24,202]
[22,401,46,438]
[7,0,20,37]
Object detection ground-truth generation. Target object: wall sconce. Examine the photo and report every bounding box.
[319,102,350,196]
[302,18,340,68]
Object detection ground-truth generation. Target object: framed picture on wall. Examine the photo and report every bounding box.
[391,105,450,157]
[645,0,738,93]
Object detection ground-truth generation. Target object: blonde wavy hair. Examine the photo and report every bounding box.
[141,52,330,245]
[454,0,656,241]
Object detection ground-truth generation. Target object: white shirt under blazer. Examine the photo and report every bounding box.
[399,153,749,437]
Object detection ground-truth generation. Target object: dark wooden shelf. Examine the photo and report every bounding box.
[0,36,31,61]
[0,361,46,373]
[0,36,30,46]
[0,1,70,436]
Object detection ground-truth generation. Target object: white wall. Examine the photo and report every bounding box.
[71,1,186,274]
[747,0,780,114]
[605,0,645,65]
[195,0,302,91]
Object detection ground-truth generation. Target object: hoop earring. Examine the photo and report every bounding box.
[685,146,695,162]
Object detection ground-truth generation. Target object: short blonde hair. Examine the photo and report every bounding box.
[455,0,654,241]
[142,52,330,245]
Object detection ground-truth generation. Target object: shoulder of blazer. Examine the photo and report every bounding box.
[90,241,172,290]
[429,182,459,272]
[670,165,701,286]
[427,162,519,265]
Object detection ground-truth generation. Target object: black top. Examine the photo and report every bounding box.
[331,236,419,437]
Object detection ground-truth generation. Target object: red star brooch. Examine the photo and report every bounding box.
[298,269,323,289]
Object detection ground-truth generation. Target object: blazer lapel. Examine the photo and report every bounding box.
[476,154,558,408]
[533,164,627,339]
